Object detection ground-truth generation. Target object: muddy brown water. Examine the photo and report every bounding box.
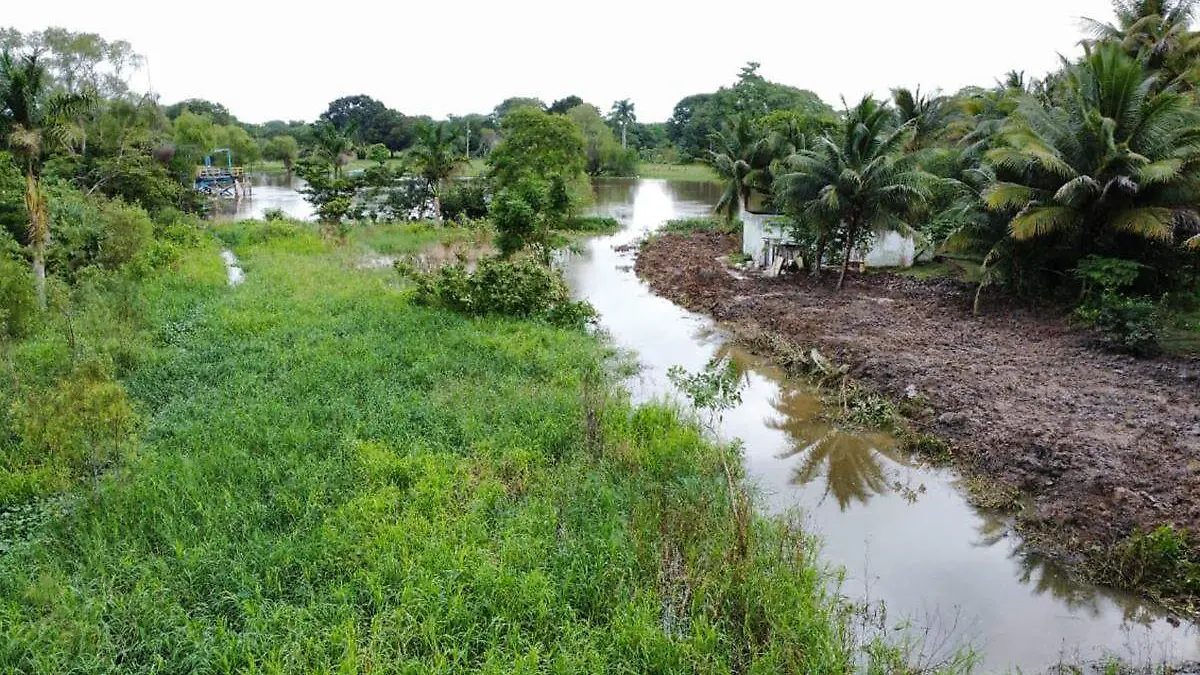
[222,175,1197,671]
[572,178,1199,673]
[211,173,315,222]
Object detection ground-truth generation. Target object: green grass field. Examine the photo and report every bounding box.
[0,221,947,672]
[635,162,720,182]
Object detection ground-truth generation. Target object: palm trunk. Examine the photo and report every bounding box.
[812,234,826,277]
[621,125,627,150]
[24,172,48,309]
[837,219,858,292]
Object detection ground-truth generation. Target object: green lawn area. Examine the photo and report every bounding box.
[636,162,720,182]
[0,221,930,672]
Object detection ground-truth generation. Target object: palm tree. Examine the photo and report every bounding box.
[0,49,92,308]
[984,44,1200,259]
[774,97,931,290]
[891,86,949,150]
[1082,0,1200,89]
[312,121,353,178]
[706,116,769,222]
[608,99,635,150]
[411,122,463,220]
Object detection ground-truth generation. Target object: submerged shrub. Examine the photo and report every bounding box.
[400,256,596,329]
[262,207,288,222]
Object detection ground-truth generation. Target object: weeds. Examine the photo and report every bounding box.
[661,217,742,236]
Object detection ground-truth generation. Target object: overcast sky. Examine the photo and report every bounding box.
[7,0,1118,123]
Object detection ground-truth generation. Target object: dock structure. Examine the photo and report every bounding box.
[194,148,252,199]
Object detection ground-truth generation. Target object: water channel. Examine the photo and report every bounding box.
[221,174,1199,672]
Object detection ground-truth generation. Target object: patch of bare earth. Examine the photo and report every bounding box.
[636,231,1200,595]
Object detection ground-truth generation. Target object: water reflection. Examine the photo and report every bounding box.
[572,177,1200,672]
[208,173,315,222]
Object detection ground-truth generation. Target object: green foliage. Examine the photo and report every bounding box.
[667,356,745,430]
[11,359,136,482]
[775,96,931,289]
[402,254,597,331]
[1114,525,1200,603]
[562,216,620,233]
[1073,256,1163,355]
[439,180,490,222]
[45,188,155,280]
[668,63,835,161]
[0,253,35,338]
[488,107,587,189]
[567,104,637,176]
[262,134,299,173]
[490,176,572,258]
[367,142,389,165]
[660,217,741,235]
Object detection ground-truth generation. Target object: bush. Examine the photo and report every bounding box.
[1087,294,1162,356]
[96,200,155,270]
[440,180,490,222]
[262,207,288,222]
[0,254,36,339]
[10,360,138,481]
[400,256,596,330]
[1073,256,1162,355]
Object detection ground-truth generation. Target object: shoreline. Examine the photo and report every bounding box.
[633,229,1200,617]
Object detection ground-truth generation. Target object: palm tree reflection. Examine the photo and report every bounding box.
[767,385,907,510]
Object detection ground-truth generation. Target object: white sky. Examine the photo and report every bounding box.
[8,0,1117,123]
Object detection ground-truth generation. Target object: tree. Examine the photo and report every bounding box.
[163,98,236,125]
[984,44,1200,263]
[774,97,930,290]
[489,97,545,126]
[411,122,463,219]
[567,104,634,176]
[310,121,354,178]
[705,116,770,222]
[263,134,300,175]
[1082,0,1200,88]
[891,86,949,150]
[608,99,636,149]
[0,49,93,308]
[488,107,586,189]
[548,95,584,115]
[667,65,834,161]
[319,95,392,145]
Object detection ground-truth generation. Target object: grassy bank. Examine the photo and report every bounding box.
[0,221,944,672]
[637,162,720,182]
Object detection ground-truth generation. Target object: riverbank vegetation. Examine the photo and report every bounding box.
[0,27,983,672]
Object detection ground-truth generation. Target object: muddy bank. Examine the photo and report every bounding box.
[635,231,1200,610]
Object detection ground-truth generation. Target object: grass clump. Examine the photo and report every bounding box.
[561,215,621,233]
[1108,525,1200,610]
[661,217,742,236]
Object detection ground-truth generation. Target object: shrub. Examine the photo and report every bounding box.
[0,254,36,339]
[11,360,138,482]
[1073,256,1162,356]
[96,200,155,270]
[440,180,490,222]
[262,207,288,222]
[400,256,596,330]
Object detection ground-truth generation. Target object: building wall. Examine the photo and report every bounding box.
[739,207,923,269]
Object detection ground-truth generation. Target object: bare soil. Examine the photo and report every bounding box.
[636,232,1200,598]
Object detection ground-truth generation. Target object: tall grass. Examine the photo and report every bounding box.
[0,221,965,672]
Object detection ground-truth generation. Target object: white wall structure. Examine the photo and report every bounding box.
[740,207,926,269]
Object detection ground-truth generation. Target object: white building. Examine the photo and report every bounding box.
[739,193,926,271]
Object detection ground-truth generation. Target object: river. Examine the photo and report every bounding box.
[221,174,1199,672]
